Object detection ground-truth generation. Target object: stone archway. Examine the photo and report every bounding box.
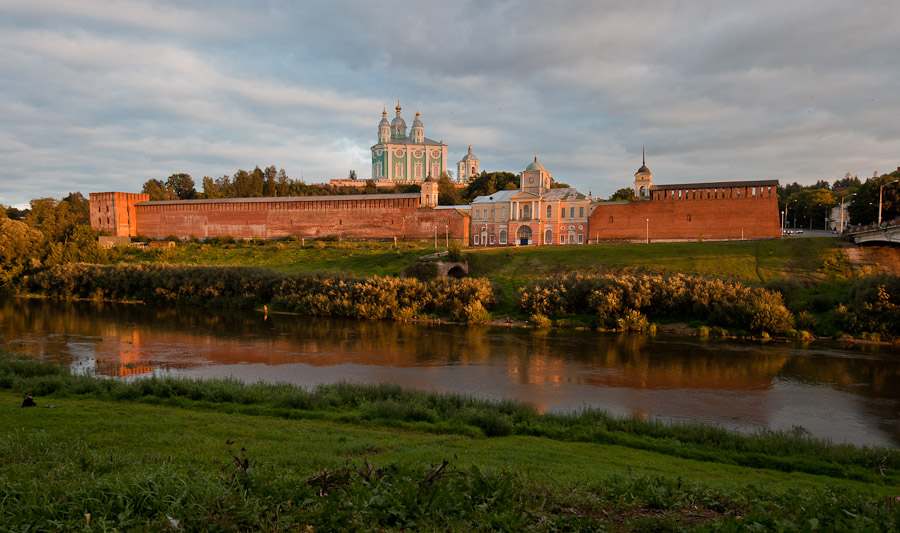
[517,225,532,246]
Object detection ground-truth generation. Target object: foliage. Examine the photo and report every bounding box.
[0,219,48,289]
[24,194,90,243]
[609,187,636,201]
[447,238,464,262]
[847,169,900,226]
[834,275,900,339]
[437,175,462,205]
[517,273,794,334]
[165,173,196,200]
[462,171,519,202]
[141,178,177,201]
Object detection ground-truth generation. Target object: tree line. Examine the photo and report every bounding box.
[777,168,900,230]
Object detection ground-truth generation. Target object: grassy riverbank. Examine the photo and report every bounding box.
[112,237,839,282]
[2,351,899,530]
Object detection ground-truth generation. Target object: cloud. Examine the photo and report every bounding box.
[1,0,899,206]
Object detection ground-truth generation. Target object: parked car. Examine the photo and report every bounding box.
[796,229,804,234]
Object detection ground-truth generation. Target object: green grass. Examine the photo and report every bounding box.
[112,238,840,284]
[3,352,899,529]
[115,240,439,277]
[467,238,840,284]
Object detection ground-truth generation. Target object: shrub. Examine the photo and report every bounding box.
[529,313,552,328]
[617,309,648,332]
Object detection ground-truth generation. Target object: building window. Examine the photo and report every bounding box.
[475,210,480,219]
[578,234,584,244]
[491,209,495,219]
[432,162,439,177]
[560,234,566,244]
[579,206,584,217]
[545,229,552,244]
[474,235,480,245]
[569,207,575,218]
[395,162,403,178]
[687,214,692,222]
[501,207,507,219]
[499,229,508,244]
[546,205,552,219]
[522,204,531,219]
[414,162,422,179]
[560,208,566,219]
[490,235,495,245]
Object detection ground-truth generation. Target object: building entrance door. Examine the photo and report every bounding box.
[517,226,532,246]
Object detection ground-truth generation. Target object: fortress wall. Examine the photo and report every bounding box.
[133,197,469,242]
[589,186,780,242]
[89,192,149,237]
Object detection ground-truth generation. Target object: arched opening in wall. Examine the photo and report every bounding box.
[640,185,646,197]
[517,225,532,246]
[545,229,552,244]
[499,229,508,244]
[447,266,466,278]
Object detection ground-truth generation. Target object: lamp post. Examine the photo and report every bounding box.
[646,218,649,244]
[878,179,900,228]
[839,193,856,235]
[783,199,796,233]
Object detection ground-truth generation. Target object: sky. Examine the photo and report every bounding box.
[2,0,899,208]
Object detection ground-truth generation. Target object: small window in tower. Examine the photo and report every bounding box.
[687,214,692,222]
[609,215,613,223]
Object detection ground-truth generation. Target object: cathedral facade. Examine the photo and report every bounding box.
[371,103,448,183]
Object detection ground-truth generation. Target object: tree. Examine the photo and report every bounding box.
[142,179,177,201]
[165,173,196,200]
[62,192,90,226]
[609,187,636,201]
[0,218,47,288]
[463,171,519,202]
[847,170,900,226]
[438,175,462,205]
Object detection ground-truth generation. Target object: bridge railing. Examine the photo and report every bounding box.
[845,217,900,235]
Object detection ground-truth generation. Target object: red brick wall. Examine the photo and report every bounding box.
[133,198,469,242]
[589,191,780,242]
[90,192,149,237]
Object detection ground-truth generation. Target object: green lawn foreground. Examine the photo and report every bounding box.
[4,392,900,530]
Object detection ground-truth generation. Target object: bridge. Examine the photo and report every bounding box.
[845,218,900,244]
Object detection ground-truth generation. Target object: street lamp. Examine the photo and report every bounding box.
[839,193,856,235]
[878,179,900,228]
[646,218,649,244]
[782,199,796,234]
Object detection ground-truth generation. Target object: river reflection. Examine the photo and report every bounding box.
[2,297,899,447]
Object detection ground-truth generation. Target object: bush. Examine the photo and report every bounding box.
[529,313,552,328]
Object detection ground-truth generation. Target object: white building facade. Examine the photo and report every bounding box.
[469,157,593,246]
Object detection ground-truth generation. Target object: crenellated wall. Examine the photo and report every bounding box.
[128,194,469,242]
[588,180,780,242]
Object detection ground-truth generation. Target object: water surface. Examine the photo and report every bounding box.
[2,297,899,447]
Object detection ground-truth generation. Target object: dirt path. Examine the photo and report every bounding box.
[838,242,900,275]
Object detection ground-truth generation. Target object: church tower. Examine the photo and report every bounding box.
[410,111,424,143]
[520,155,552,195]
[377,109,390,143]
[634,146,652,199]
[457,145,480,183]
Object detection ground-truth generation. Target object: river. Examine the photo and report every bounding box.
[2,297,899,447]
